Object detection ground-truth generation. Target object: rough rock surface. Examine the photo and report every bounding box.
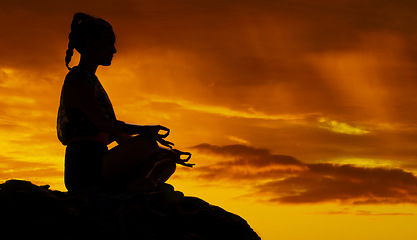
[0,179,261,240]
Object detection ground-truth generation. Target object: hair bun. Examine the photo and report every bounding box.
[71,12,93,31]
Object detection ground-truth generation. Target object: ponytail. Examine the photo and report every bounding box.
[65,34,75,70]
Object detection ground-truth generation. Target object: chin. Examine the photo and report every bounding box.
[98,55,114,66]
[100,60,113,66]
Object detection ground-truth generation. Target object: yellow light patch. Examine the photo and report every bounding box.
[227,136,250,145]
[331,157,397,169]
[145,95,309,121]
[318,118,370,135]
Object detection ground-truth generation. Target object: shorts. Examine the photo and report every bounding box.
[64,140,108,194]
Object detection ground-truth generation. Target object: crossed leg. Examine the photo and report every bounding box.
[101,135,176,191]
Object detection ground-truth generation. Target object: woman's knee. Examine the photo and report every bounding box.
[157,158,176,172]
[152,158,176,176]
[102,135,159,182]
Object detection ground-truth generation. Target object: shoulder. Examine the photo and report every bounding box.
[64,69,94,90]
[65,68,91,82]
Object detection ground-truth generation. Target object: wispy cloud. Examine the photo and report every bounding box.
[191,143,417,205]
[145,96,313,121]
[0,155,62,181]
[318,118,370,135]
[263,163,417,204]
[318,209,415,216]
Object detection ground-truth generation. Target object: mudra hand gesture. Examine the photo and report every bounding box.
[141,125,194,168]
[141,125,174,149]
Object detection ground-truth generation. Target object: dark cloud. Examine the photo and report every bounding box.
[192,143,304,167]
[261,164,417,204]
[189,143,306,181]
[191,143,417,204]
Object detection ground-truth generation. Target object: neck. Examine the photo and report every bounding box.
[78,56,99,75]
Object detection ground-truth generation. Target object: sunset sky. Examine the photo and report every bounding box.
[1,0,417,239]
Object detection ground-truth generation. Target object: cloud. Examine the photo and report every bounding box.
[354,210,415,216]
[144,96,311,121]
[0,155,62,180]
[263,163,417,204]
[188,143,308,182]
[192,143,304,167]
[318,118,370,135]
[318,209,415,216]
[191,143,417,205]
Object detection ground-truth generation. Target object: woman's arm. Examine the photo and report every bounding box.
[66,73,141,134]
[114,133,132,145]
[66,73,173,148]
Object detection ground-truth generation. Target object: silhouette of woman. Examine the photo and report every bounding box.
[57,13,193,195]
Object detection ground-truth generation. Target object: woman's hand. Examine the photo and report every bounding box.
[141,125,174,149]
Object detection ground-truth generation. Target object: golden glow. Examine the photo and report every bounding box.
[318,118,370,135]
[227,136,250,144]
[147,95,308,121]
[1,2,417,240]
[331,157,398,168]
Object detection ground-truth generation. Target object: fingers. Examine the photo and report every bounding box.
[170,149,194,167]
[158,127,170,138]
[172,149,192,161]
[143,125,170,139]
[158,125,170,132]
[150,125,169,138]
[144,125,175,148]
[178,162,195,168]
[157,139,174,149]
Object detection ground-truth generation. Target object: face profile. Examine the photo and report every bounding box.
[85,30,117,67]
[64,13,116,71]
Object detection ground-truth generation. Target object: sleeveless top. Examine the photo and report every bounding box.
[57,67,116,145]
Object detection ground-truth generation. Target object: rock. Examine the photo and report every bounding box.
[0,179,261,240]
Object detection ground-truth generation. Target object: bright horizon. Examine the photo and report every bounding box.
[1,1,417,239]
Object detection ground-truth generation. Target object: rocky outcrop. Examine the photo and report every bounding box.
[0,179,261,240]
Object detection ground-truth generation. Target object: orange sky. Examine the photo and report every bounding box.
[1,1,417,239]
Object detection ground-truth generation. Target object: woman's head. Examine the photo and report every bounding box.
[65,13,116,70]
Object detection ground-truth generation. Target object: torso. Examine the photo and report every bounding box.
[66,132,110,145]
[57,67,115,146]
